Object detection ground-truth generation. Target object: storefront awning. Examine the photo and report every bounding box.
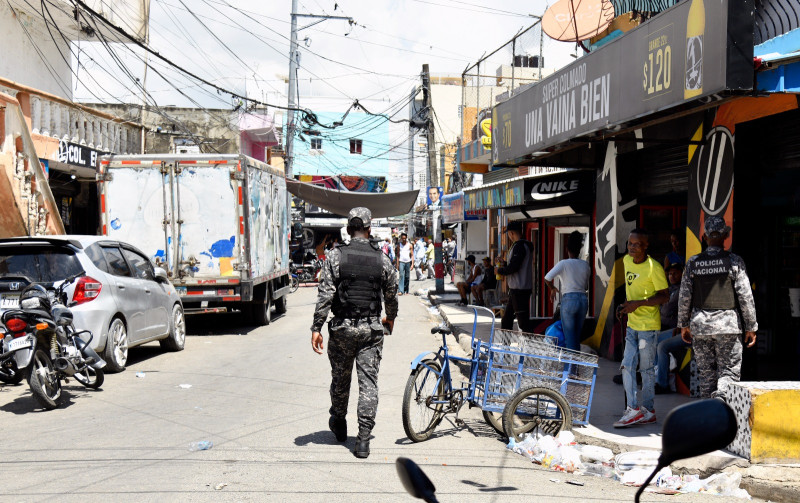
[286,180,419,218]
[457,139,491,173]
[492,0,755,167]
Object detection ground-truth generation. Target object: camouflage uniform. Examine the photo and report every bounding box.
[311,212,398,438]
[677,222,758,400]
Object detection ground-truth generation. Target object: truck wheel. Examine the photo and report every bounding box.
[274,294,287,315]
[251,293,272,326]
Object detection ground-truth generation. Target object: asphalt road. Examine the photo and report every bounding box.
[0,286,755,502]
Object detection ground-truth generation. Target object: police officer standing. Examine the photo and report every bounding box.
[311,207,399,458]
[678,216,758,401]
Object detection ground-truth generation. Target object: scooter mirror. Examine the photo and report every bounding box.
[635,399,737,503]
[395,457,438,503]
[660,399,737,466]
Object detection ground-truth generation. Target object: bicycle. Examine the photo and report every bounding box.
[402,306,593,442]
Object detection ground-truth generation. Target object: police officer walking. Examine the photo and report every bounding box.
[677,216,758,401]
[311,207,399,458]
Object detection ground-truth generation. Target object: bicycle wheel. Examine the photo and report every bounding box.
[290,275,299,293]
[402,359,446,442]
[502,386,572,441]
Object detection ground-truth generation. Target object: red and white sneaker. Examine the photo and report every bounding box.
[613,407,644,428]
[639,407,657,424]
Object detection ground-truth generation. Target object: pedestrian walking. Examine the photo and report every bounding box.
[414,237,426,280]
[544,231,591,351]
[654,262,688,394]
[396,233,413,295]
[311,207,399,459]
[495,221,535,332]
[677,216,758,401]
[425,239,435,279]
[614,228,669,428]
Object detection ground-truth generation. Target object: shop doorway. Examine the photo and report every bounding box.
[640,205,686,266]
[735,109,800,380]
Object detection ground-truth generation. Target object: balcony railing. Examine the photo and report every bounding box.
[0,78,143,154]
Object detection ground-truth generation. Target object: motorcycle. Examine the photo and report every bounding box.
[0,273,106,409]
[396,399,737,503]
[0,323,24,385]
[290,260,321,284]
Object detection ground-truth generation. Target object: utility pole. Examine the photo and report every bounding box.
[422,64,443,293]
[285,3,352,183]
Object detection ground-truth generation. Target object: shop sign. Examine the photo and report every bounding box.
[57,140,107,169]
[492,0,753,165]
[442,192,488,222]
[524,170,594,204]
[442,192,464,224]
[465,179,524,211]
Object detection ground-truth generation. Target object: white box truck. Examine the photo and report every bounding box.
[97,154,291,325]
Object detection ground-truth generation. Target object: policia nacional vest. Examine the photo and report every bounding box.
[332,239,383,319]
[692,250,736,310]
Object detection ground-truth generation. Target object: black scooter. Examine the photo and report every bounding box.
[0,273,106,409]
[396,399,738,503]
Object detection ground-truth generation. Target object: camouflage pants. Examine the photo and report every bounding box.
[327,324,384,437]
[692,333,742,401]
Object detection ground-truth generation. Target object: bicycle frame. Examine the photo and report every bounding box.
[409,306,497,414]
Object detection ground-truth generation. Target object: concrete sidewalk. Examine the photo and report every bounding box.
[423,289,800,502]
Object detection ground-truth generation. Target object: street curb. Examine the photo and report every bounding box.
[426,291,800,502]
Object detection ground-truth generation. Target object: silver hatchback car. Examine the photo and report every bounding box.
[0,236,185,372]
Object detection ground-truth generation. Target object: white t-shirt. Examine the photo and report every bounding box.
[544,258,591,294]
[469,264,483,285]
[398,242,413,263]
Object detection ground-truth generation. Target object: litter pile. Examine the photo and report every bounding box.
[507,432,750,498]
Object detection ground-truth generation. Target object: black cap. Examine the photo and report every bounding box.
[504,221,523,234]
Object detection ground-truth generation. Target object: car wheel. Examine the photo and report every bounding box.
[160,304,186,352]
[104,317,129,373]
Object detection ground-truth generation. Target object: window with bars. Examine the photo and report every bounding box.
[310,138,322,150]
[349,139,363,154]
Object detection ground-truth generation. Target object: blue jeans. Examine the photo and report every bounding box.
[560,292,588,352]
[656,329,690,388]
[621,327,657,411]
[398,261,411,293]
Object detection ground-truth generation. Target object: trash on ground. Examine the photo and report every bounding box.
[566,480,584,486]
[214,482,228,490]
[178,384,192,389]
[507,436,750,498]
[189,440,213,451]
[135,372,145,378]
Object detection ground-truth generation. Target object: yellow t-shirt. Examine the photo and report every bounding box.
[623,254,669,331]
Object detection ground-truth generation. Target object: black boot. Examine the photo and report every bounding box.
[354,435,370,458]
[329,416,347,442]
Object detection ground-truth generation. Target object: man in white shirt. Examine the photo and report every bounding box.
[395,233,414,295]
[414,238,427,281]
[544,231,591,351]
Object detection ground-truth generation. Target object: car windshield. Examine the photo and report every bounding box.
[0,245,83,283]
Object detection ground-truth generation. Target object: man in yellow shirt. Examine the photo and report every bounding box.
[614,229,669,428]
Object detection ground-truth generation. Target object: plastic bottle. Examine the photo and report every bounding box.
[189,440,213,451]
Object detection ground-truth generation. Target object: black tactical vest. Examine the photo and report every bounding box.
[332,239,383,319]
[692,250,736,310]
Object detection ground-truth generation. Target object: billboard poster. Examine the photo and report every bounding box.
[427,186,443,208]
